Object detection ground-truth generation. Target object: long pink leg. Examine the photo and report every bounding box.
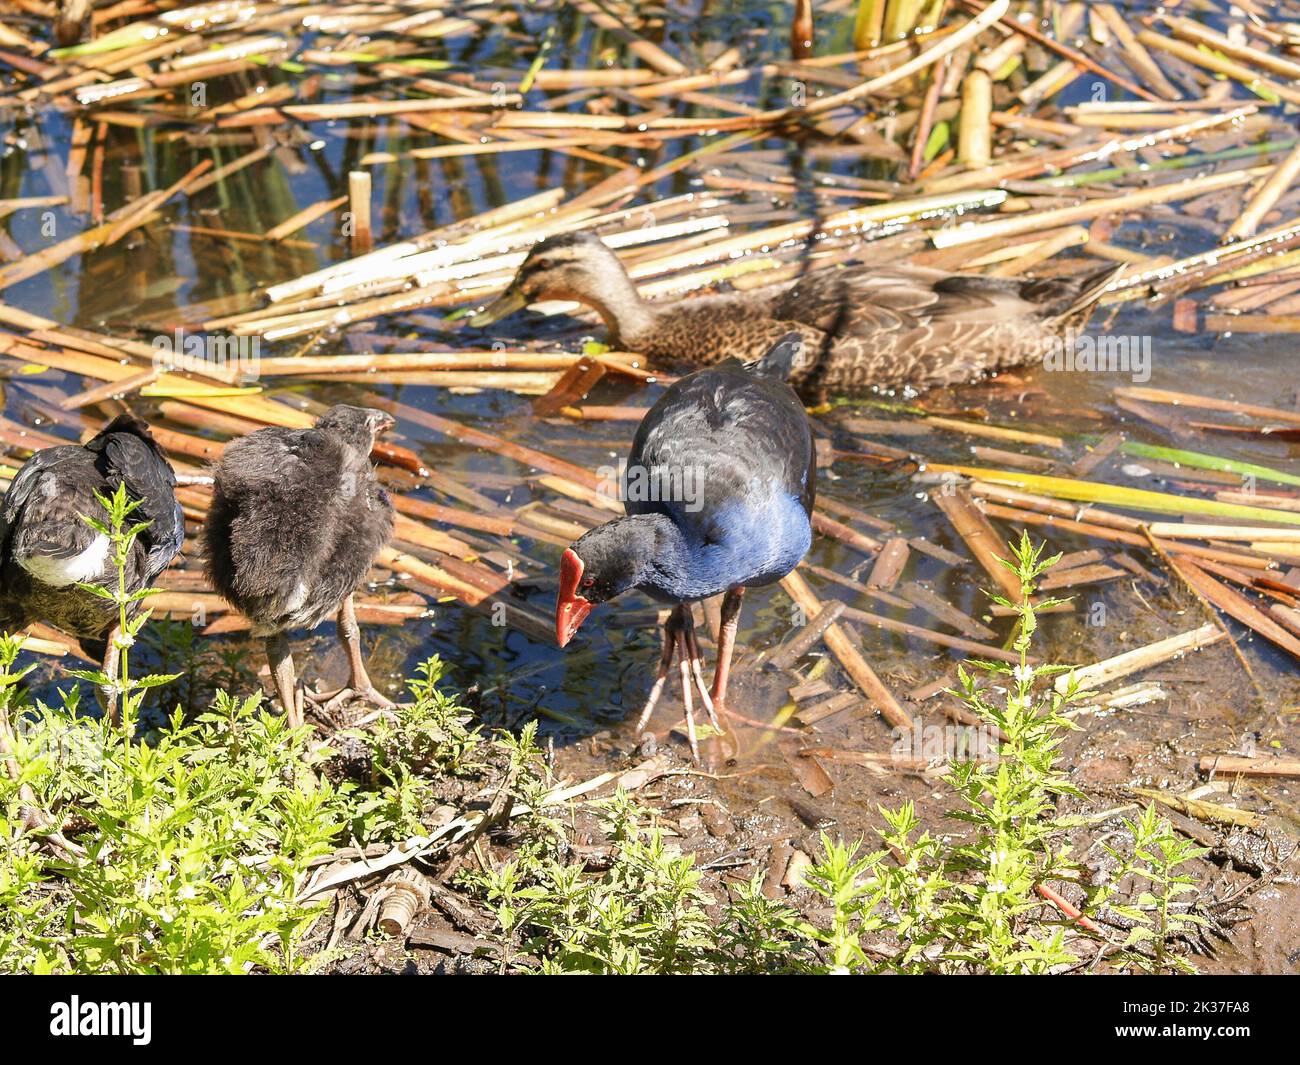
[635,609,680,736]
[675,623,699,760]
[337,594,394,709]
[710,587,746,717]
[636,605,724,762]
[680,612,720,732]
[101,626,121,727]
[310,595,395,720]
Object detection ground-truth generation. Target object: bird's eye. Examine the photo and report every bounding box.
[582,577,595,588]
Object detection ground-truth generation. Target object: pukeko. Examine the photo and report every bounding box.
[555,334,814,759]
[0,414,184,720]
[203,404,395,728]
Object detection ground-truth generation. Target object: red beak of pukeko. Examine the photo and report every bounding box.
[555,548,593,648]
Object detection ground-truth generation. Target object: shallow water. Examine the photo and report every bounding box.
[1,0,1297,795]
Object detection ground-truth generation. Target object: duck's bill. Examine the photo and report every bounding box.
[555,547,593,648]
[468,288,528,328]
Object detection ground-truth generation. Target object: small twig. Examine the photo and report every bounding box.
[955,0,1159,101]
[1036,881,1105,936]
[1140,525,1265,704]
[909,54,949,180]
[438,763,519,884]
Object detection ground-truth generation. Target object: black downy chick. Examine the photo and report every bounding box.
[0,414,184,720]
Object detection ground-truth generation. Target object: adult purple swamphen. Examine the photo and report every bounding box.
[0,415,184,720]
[555,334,815,759]
[203,405,395,727]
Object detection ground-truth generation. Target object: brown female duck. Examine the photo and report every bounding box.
[470,232,1120,395]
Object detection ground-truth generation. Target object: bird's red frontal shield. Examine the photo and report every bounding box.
[555,548,593,647]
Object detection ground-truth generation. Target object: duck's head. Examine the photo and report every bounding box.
[470,232,628,328]
[315,405,396,452]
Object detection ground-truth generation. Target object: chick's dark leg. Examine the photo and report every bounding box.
[265,633,303,729]
[337,594,394,710]
[308,595,395,719]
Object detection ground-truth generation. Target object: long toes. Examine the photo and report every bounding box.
[304,686,352,719]
[635,673,671,736]
[676,667,701,761]
[307,685,396,724]
[356,686,396,711]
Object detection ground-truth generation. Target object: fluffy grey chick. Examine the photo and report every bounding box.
[203,405,396,726]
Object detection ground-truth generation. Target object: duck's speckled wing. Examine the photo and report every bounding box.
[759,263,1117,392]
[769,264,1087,328]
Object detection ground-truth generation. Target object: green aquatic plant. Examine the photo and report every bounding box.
[347,657,485,841]
[65,482,178,725]
[1096,805,1210,975]
[0,492,451,973]
[798,533,1210,974]
[470,788,810,975]
[0,508,1210,975]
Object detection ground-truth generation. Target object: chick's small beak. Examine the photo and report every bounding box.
[555,547,593,648]
[372,413,396,436]
[469,287,528,328]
